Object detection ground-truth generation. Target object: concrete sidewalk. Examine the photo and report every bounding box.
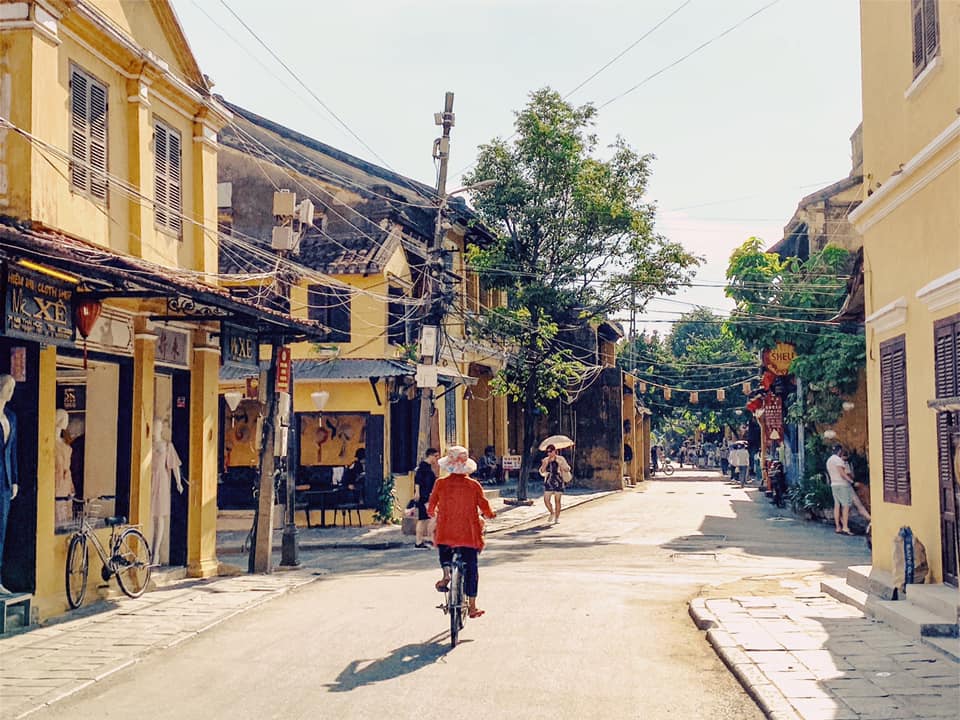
[690,593,959,720]
[0,484,615,719]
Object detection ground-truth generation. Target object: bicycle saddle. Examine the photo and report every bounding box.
[104,516,127,527]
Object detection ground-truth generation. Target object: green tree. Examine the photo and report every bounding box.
[464,88,698,499]
[623,309,754,440]
[725,237,864,426]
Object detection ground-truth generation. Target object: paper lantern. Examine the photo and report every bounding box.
[742,382,751,394]
[717,388,726,401]
[638,382,647,393]
[74,298,102,369]
[663,387,672,400]
[689,391,698,404]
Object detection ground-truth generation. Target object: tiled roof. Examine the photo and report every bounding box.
[219,358,414,382]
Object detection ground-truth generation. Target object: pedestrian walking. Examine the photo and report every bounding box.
[413,448,439,548]
[826,444,871,535]
[539,444,571,523]
[732,442,750,488]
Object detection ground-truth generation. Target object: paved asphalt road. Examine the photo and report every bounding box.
[24,472,870,720]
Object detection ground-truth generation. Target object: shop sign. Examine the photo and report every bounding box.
[4,264,74,345]
[275,346,291,393]
[57,385,86,412]
[156,326,190,367]
[762,342,797,376]
[502,455,522,470]
[221,324,259,371]
[762,394,783,435]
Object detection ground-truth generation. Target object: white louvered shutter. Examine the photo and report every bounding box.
[154,123,183,236]
[168,129,182,235]
[155,127,168,228]
[88,81,108,201]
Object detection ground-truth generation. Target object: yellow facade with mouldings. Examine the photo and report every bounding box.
[0,0,228,620]
[851,0,960,585]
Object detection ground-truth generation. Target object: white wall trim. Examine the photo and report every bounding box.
[904,55,942,100]
[850,117,960,232]
[866,297,909,333]
[0,19,61,45]
[0,4,28,21]
[916,268,960,312]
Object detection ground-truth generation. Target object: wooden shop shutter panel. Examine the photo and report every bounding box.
[880,335,910,504]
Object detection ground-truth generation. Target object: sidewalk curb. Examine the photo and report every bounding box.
[704,628,801,720]
[688,597,718,630]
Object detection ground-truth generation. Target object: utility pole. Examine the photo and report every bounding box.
[250,190,312,572]
[416,92,455,461]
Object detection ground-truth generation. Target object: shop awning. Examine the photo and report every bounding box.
[0,218,329,341]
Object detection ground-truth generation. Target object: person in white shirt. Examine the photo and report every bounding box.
[826,444,870,535]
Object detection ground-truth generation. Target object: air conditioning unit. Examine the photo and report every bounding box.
[271,225,295,251]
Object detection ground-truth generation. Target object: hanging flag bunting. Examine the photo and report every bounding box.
[717,388,726,401]
[689,391,699,404]
[663,387,672,400]
[638,382,647,393]
[742,381,751,394]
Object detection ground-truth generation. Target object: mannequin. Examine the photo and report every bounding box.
[54,409,74,526]
[151,418,183,564]
[0,374,19,595]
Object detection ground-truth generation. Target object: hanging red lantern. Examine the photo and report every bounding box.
[761,371,776,390]
[74,298,102,369]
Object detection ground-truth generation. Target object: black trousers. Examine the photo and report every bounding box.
[438,545,479,597]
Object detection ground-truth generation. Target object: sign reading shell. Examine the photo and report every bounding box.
[762,342,797,376]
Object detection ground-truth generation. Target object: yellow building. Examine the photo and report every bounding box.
[850,0,959,588]
[0,0,322,622]
[214,102,506,523]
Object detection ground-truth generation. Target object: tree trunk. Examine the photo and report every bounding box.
[518,388,537,501]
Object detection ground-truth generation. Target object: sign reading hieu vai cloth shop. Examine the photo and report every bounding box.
[4,264,75,345]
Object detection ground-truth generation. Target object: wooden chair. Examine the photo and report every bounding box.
[333,474,365,527]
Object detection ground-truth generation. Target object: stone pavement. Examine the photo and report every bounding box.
[690,594,960,720]
[0,484,614,719]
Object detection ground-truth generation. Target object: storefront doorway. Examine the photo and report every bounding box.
[153,372,190,567]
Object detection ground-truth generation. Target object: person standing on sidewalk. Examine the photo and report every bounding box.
[826,444,870,535]
[428,446,496,618]
[539,444,571,523]
[413,448,439,548]
[732,442,750,488]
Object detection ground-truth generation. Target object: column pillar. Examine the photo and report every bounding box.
[187,329,220,578]
[125,77,152,258]
[130,319,156,528]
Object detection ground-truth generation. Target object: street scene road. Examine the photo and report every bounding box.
[9,471,883,720]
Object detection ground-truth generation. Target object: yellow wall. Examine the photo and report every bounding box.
[855,0,960,581]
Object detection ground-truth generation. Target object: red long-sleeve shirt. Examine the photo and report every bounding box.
[427,473,496,551]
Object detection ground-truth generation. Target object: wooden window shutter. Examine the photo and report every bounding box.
[880,335,910,504]
[88,82,108,200]
[154,123,183,236]
[69,69,89,192]
[912,0,925,75]
[922,0,939,65]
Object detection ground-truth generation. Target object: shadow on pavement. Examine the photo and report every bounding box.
[324,633,452,691]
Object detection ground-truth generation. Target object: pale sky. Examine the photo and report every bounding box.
[170,0,863,333]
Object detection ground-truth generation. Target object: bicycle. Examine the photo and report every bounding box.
[65,495,152,609]
[436,548,468,648]
[654,458,675,476]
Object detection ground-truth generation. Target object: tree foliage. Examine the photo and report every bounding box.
[621,308,754,439]
[725,237,864,426]
[464,88,699,498]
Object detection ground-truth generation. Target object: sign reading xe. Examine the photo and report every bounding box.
[221,323,259,371]
[4,264,75,345]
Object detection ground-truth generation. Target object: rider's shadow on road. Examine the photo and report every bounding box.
[324,634,453,692]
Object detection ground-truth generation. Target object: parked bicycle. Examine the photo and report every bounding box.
[436,547,469,648]
[65,495,152,609]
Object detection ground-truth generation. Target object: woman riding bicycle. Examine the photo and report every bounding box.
[427,446,496,618]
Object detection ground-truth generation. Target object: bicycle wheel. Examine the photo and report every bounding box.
[113,528,152,598]
[449,563,462,647]
[65,534,89,609]
[662,462,675,476]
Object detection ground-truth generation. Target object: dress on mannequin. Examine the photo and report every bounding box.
[54,409,74,526]
[151,419,183,565]
[0,374,19,595]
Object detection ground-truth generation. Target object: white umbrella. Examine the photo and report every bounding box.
[539,434,574,451]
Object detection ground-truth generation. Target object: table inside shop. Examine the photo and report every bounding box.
[296,486,341,528]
